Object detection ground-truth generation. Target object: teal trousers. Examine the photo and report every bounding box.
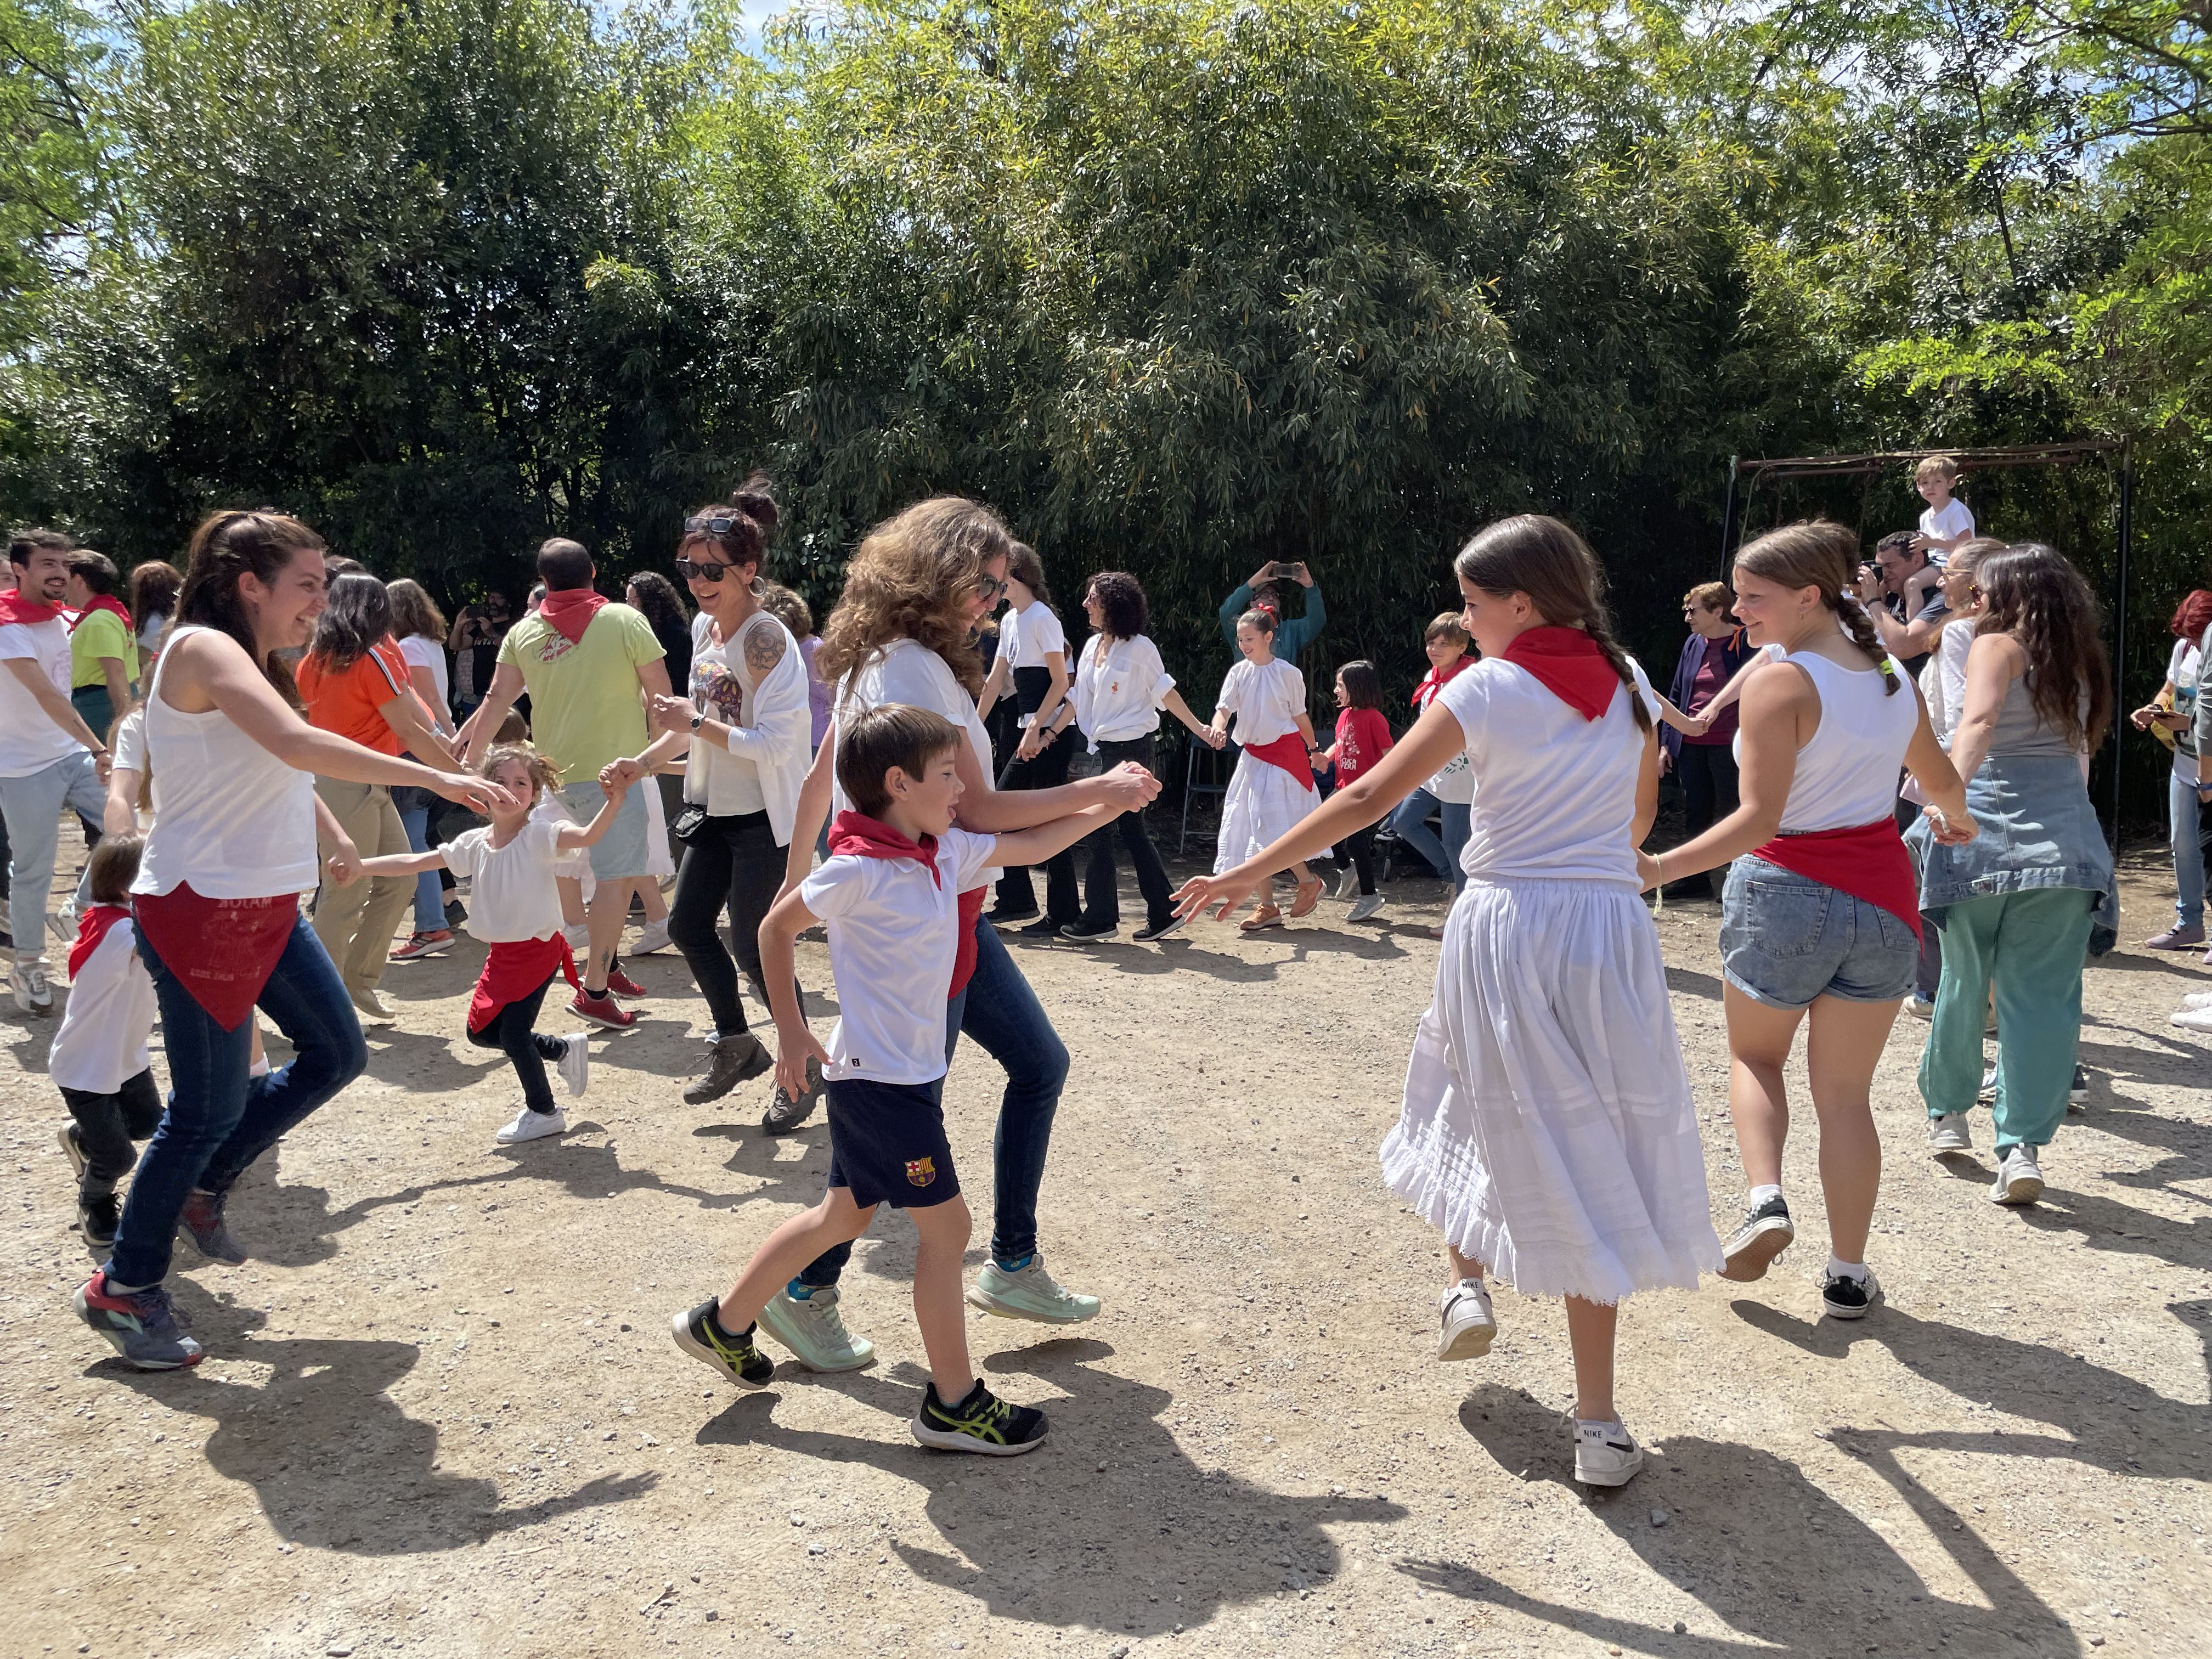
[1917,887,2094,1152]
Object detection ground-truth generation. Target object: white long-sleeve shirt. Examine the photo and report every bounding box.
[50,915,157,1095]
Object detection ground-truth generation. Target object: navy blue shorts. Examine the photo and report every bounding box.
[825,1077,961,1210]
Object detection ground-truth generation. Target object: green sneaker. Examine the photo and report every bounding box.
[754,1284,876,1372]
[670,1299,775,1389]
[911,1379,1049,1457]
[965,1254,1100,1324]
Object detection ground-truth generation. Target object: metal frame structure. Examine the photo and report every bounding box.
[1716,441,2135,834]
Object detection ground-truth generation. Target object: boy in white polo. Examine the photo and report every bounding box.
[671,702,1113,1455]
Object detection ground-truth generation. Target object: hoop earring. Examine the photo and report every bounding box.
[748,574,765,600]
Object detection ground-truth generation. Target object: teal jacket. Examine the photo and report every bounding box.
[1219,584,1327,667]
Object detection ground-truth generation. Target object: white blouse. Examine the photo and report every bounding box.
[1069,633,1176,749]
[1215,657,1306,746]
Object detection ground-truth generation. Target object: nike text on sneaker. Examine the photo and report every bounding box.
[670,1299,775,1389]
[556,1032,590,1097]
[177,1188,247,1265]
[761,1055,825,1132]
[571,989,635,1031]
[1718,1195,1794,1282]
[1821,1267,1882,1321]
[14,956,53,1015]
[1927,1114,1972,1153]
[1572,1420,1645,1487]
[685,1032,771,1106]
[910,1379,1049,1456]
[75,1272,202,1369]
[966,1255,1101,1324]
[1436,1279,1496,1362]
[754,1286,874,1372]
[1991,1147,2044,1206]
[495,1105,567,1144]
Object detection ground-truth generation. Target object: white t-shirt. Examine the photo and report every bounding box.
[48,917,156,1094]
[1920,498,1974,546]
[2166,636,2203,785]
[827,639,995,821]
[442,819,567,943]
[112,706,148,775]
[1215,657,1305,746]
[1412,667,1475,805]
[996,603,1066,669]
[1436,656,1657,887]
[399,633,450,721]
[686,620,770,817]
[0,616,85,777]
[138,611,170,657]
[1070,633,1176,748]
[801,828,998,1085]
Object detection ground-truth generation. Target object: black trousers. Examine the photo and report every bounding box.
[1045,735,1174,928]
[668,808,794,1039]
[61,1068,163,1188]
[466,970,567,1114]
[994,730,1078,920]
[1671,743,1740,893]
[1334,823,1379,896]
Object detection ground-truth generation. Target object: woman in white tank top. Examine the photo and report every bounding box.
[1644,523,1973,1322]
[77,511,509,1373]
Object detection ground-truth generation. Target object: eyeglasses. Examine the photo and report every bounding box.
[676,557,729,583]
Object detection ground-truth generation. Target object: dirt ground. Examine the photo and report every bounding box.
[3,825,2209,1659]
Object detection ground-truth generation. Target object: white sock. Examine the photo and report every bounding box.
[1826,1255,1869,1282]
[1748,1183,1782,1207]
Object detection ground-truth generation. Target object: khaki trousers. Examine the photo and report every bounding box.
[312,778,413,995]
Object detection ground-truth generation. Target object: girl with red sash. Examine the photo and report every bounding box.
[1176,516,1719,1490]
[74,511,510,1372]
[1207,606,1324,930]
[1638,522,1974,1322]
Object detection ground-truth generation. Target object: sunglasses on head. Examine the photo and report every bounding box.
[684,514,746,538]
[676,557,729,582]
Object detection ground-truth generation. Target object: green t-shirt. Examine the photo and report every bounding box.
[70,607,133,690]
[497,602,665,778]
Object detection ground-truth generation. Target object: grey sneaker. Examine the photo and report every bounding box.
[1346,893,1386,923]
[76,1272,202,1369]
[760,1055,825,1132]
[1927,1114,1972,1153]
[684,1032,771,1106]
[754,1285,875,1372]
[13,955,53,1017]
[1990,1147,2045,1206]
[1436,1278,1496,1361]
[966,1254,1101,1324]
[177,1188,248,1265]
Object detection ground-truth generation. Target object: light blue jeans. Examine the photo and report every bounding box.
[0,749,108,961]
[1390,786,1471,894]
[394,799,444,933]
[2169,769,2203,929]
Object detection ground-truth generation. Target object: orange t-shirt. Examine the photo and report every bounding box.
[296,637,414,755]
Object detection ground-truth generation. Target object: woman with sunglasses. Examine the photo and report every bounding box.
[607,483,815,1118]
[754,496,1161,1376]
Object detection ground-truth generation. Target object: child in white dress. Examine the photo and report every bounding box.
[1209,607,1323,930]
[1175,515,1719,1488]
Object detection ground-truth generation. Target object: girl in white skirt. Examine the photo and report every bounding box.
[1175,516,1720,1488]
[1209,607,1324,930]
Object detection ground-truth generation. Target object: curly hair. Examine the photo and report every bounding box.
[478,741,563,808]
[1084,571,1147,640]
[816,497,1013,697]
[176,509,328,707]
[1734,520,1900,696]
[1974,544,2113,753]
[1454,515,1652,733]
[624,569,691,640]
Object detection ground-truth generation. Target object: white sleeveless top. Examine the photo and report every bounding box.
[131,625,321,899]
[1736,649,1918,833]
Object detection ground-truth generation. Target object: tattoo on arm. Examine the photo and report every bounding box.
[744,623,787,679]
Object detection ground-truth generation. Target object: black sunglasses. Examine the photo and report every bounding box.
[684,514,745,538]
[676,557,729,583]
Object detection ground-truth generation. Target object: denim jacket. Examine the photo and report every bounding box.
[1906,752,2118,956]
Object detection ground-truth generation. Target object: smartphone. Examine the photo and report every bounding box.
[1268,561,1300,580]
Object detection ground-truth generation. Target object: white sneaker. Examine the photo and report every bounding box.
[1572,1419,1645,1487]
[1977,1064,1997,1102]
[555,1032,590,1096]
[2182,990,2212,1009]
[13,955,53,1016]
[755,1285,876,1372]
[495,1105,568,1144]
[966,1255,1101,1324]
[631,918,672,955]
[1436,1278,1496,1361]
[1928,1114,1972,1153]
[1990,1146,2044,1206]
[561,921,592,954]
[2171,1006,2212,1032]
[1346,893,1386,923]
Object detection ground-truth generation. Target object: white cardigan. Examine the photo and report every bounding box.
[689,612,813,848]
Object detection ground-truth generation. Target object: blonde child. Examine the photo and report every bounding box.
[1209,607,1322,930]
[341,744,630,1144]
[671,704,1115,1453]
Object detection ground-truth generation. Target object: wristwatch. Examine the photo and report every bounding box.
[689,711,704,732]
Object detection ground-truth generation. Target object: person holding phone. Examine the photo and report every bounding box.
[1218,559,1326,667]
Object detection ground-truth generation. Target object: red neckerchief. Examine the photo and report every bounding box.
[1753,820,1922,940]
[68,904,131,981]
[131,887,298,1030]
[1242,732,1316,792]
[1410,653,1471,710]
[827,809,941,885]
[1502,625,1619,721]
[537,588,608,646]
[0,589,63,627]
[67,595,133,634]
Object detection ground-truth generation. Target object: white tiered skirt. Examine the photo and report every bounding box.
[1214,753,1316,874]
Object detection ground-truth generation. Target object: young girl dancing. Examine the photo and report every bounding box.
[343,744,630,1144]
[1176,515,1720,1487]
[1314,659,1393,921]
[1210,607,1323,930]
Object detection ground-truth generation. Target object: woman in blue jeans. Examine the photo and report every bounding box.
[757,497,1161,1374]
[1390,614,1475,913]
[74,510,510,1370]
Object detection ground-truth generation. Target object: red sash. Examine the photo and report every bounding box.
[467,935,580,1034]
[1751,820,1922,941]
[1243,731,1316,792]
[0,589,61,626]
[132,886,299,1030]
[68,904,131,980]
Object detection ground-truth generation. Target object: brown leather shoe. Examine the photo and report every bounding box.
[683,1032,771,1105]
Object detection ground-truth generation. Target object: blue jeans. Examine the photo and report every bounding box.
[0,749,109,961]
[799,909,1069,1284]
[1389,786,1471,894]
[393,793,444,934]
[106,915,367,1288]
[2170,769,2204,929]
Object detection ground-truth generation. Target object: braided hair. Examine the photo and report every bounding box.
[1735,521,1900,695]
[1452,515,1651,732]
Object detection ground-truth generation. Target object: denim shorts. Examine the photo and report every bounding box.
[1719,857,1918,1011]
[561,779,651,881]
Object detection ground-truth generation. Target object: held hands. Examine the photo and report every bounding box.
[326,842,364,888]
[1635,849,1664,893]
[774,1023,830,1102]
[650,693,696,735]
[600,755,647,791]
[436,771,518,815]
[1014,723,1056,763]
[1098,760,1163,810]
[1921,804,1979,845]
[1309,748,1331,774]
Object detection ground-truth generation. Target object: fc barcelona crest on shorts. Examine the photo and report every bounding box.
[905,1156,936,1187]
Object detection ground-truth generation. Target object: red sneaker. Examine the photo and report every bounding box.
[605,965,647,1000]
[571,988,636,1031]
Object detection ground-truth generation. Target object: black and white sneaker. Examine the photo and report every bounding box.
[2068,1066,2090,1111]
[1014,916,1068,941]
[670,1299,776,1390]
[1719,1194,1795,1282]
[1820,1267,1882,1321]
[1571,1419,1645,1487]
[1132,915,1186,943]
[984,904,1039,929]
[1058,921,1119,943]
